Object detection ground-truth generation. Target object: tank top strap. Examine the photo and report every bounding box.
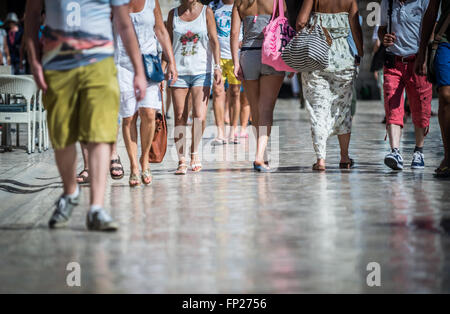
[201,4,207,17]
[147,0,155,11]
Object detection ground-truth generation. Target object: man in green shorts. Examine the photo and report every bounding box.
[25,0,147,231]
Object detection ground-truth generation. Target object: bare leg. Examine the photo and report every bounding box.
[224,89,230,125]
[110,128,123,177]
[55,144,78,195]
[172,87,190,165]
[166,86,172,117]
[77,143,89,183]
[122,114,140,184]
[87,143,111,207]
[387,124,402,150]
[228,84,241,141]
[338,133,351,163]
[212,77,226,140]
[139,107,156,176]
[240,88,250,136]
[439,86,450,168]
[255,75,284,165]
[414,126,426,148]
[242,80,260,140]
[190,85,210,169]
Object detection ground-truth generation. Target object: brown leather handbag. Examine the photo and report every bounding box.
[149,86,168,163]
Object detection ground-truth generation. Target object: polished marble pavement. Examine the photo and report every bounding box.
[0,99,449,293]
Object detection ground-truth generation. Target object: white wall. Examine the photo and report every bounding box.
[159,0,179,20]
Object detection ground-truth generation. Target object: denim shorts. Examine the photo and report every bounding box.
[435,42,450,89]
[171,73,212,88]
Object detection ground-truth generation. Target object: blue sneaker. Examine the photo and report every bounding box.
[384,149,404,170]
[411,151,425,169]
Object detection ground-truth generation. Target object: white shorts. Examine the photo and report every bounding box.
[119,83,162,118]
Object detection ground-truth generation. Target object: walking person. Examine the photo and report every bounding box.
[210,0,242,145]
[416,0,450,177]
[379,0,433,171]
[116,0,177,187]
[231,0,287,172]
[0,20,11,66]
[167,0,222,175]
[25,0,147,231]
[4,13,23,74]
[296,0,363,171]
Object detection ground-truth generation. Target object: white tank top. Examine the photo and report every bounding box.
[115,0,158,90]
[172,5,212,76]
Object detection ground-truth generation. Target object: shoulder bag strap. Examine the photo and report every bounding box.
[388,0,393,34]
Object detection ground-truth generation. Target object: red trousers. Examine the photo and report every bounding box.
[383,56,432,128]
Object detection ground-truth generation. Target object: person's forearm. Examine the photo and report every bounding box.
[230,33,240,67]
[24,2,43,67]
[230,6,241,67]
[211,40,221,65]
[155,28,175,66]
[418,0,440,55]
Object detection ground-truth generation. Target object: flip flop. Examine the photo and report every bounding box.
[77,169,90,184]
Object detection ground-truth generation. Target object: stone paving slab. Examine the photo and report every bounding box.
[0,99,449,293]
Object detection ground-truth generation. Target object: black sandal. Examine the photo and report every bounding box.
[77,169,90,184]
[339,159,355,169]
[110,156,125,180]
[435,166,450,179]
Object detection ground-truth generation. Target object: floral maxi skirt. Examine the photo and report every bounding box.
[302,69,355,160]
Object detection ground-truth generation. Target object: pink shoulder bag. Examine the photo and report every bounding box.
[262,0,296,72]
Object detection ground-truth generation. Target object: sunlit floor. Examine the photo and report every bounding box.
[0,99,449,293]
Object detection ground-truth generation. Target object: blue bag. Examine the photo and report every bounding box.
[142,54,165,83]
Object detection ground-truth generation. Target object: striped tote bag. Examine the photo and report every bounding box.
[281,19,332,73]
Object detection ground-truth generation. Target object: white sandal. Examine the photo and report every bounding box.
[190,152,202,172]
[175,161,188,175]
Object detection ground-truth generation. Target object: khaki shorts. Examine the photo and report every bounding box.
[43,57,120,150]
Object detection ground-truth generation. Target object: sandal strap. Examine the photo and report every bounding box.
[129,174,140,181]
[110,156,121,165]
[78,169,89,176]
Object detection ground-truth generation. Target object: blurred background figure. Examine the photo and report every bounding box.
[4,12,23,74]
[0,19,11,66]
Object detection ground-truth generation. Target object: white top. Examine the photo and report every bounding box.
[209,0,242,60]
[172,5,212,76]
[115,0,158,91]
